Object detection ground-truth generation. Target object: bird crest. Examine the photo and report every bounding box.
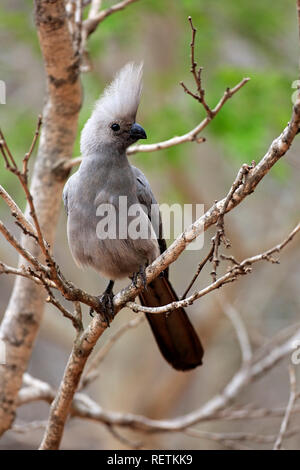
[94,62,143,122]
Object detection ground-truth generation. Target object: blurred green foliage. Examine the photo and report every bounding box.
[0,0,297,204]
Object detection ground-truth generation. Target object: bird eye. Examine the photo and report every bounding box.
[111,123,120,132]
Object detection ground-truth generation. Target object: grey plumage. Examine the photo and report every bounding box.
[63,148,159,279]
[63,63,204,370]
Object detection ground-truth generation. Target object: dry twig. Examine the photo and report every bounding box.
[274,365,298,450]
[127,223,300,315]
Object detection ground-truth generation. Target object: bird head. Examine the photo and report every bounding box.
[80,63,146,155]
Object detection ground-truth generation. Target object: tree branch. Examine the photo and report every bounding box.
[126,223,300,315]
[218,297,252,365]
[274,365,298,450]
[83,0,140,37]
[0,0,82,436]
[128,78,250,155]
[17,319,300,447]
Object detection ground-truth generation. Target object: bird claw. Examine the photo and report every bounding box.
[89,308,95,318]
[99,290,115,326]
[89,291,115,327]
[132,265,147,290]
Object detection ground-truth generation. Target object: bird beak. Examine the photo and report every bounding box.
[130,122,147,140]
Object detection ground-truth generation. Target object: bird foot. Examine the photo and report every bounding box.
[89,281,115,327]
[132,265,147,290]
[100,290,115,326]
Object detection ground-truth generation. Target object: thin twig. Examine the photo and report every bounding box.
[185,426,300,446]
[83,0,140,37]
[46,295,84,333]
[0,220,47,275]
[74,0,83,54]
[0,262,55,288]
[180,16,213,117]
[218,297,252,364]
[105,423,143,449]
[127,222,300,315]
[11,420,48,434]
[274,365,298,450]
[22,115,42,180]
[181,245,214,299]
[0,118,49,260]
[210,163,254,282]
[0,184,38,240]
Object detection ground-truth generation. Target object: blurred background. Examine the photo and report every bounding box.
[0,0,300,450]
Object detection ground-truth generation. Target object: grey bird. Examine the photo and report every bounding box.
[63,63,204,371]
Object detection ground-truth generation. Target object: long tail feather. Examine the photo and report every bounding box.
[139,276,204,371]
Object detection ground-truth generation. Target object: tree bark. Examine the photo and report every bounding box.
[0,0,82,435]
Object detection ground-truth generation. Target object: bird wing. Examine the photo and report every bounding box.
[131,165,167,266]
[132,165,204,370]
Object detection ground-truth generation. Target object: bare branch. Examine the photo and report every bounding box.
[180,16,213,117]
[83,0,140,37]
[0,129,18,170]
[18,326,300,443]
[11,421,47,434]
[73,327,300,433]
[18,373,300,425]
[0,262,55,288]
[181,245,214,299]
[105,423,143,449]
[18,373,56,406]
[0,220,47,274]
[0,119,50,260]
[127,222,300,315]
[210,163,253,282]
[22,115,42,180]
[46,295,84,333]
[218,297,252,364]
[185,426,300,447]
[74,0,83,53]
[88,0,103,18]
[274,365,298,450]
[129,77,250,155]
[211,403,300,422]
[0,185,37,239]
